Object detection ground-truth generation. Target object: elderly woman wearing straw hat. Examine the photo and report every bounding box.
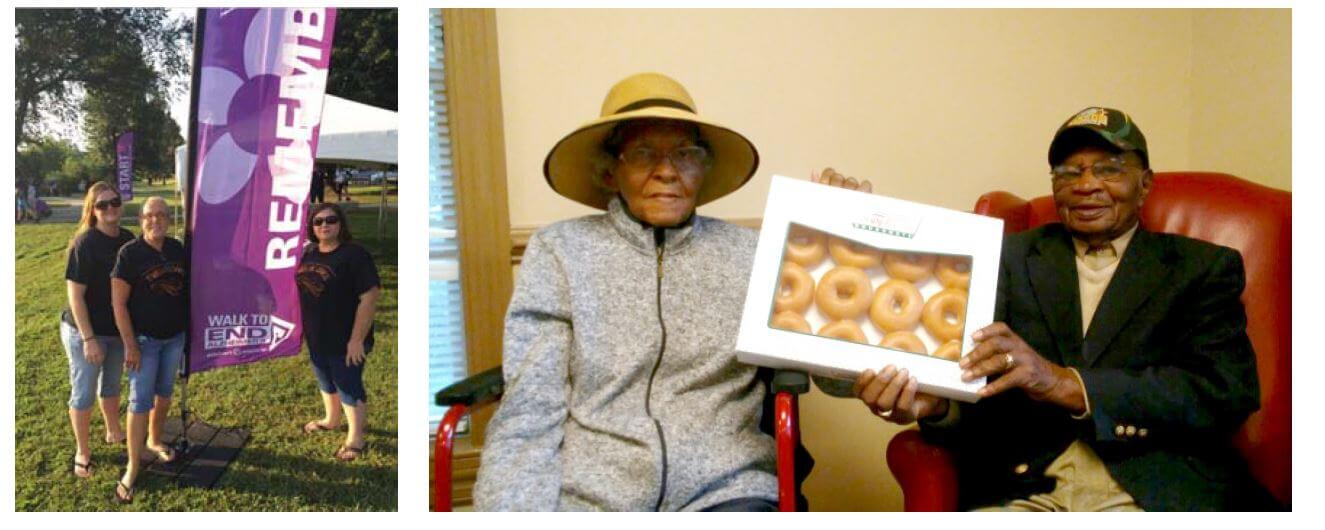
[474,73,869,511]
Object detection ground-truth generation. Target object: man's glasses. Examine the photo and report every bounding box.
[618,145,709,173]
[1050,157,1136,184]
[312,215,340,227]
[94,198,122,210]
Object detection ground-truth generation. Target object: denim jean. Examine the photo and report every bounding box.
[127,332,185,414]
[61,321,125,410]
[308,349,368,407]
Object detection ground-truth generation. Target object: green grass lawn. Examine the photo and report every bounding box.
[13,208,398,511]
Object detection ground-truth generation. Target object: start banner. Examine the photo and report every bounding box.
[186,8,337,373]
[116,132,133,200]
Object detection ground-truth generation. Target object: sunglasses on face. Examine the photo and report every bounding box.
[94,198,122,210]
[312,215,340,227]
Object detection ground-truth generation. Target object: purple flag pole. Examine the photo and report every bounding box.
[185,8,337,374]
[116,132,134,200]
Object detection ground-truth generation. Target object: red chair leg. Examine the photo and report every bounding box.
[434,404,468,512]
[775,392,799,512]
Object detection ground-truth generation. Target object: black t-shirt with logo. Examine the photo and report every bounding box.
[64,227,136,336]
[297,242,380,357]
[112,236,188,339]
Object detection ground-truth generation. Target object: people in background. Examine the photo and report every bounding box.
[310,167,326,205]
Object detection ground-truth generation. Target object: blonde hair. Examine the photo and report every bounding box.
[68,182,119,251]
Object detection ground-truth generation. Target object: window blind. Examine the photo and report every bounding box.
[429,9,468,435]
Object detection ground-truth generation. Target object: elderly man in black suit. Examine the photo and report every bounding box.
[853,107,1274,511]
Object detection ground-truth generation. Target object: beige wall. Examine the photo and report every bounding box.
[1190,9,1291,190]
[493,8,1290,511]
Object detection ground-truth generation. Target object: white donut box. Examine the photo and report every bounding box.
[736,175,1004,403]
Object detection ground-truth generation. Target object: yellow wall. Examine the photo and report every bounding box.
[493,8,1290,511]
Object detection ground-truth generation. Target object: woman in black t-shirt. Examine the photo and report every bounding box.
[297,203,380,461]
[110,196,187,503]
[62,182,134,479]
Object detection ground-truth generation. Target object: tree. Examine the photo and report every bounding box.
[15,137,80,186]
[14,8,190,147]
[327,9,397,111]
[82,86,183,184]
[59,153,99,194]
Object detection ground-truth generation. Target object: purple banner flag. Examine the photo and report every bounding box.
[187,8,337,373]
[116,132,134,200]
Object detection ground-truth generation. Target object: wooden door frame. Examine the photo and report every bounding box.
[443,7,511,447]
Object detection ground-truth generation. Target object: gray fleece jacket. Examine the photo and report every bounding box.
[473,196,778,511]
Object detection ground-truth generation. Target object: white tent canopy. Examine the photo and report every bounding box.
[175,94,398,193]
[315,94,398,166]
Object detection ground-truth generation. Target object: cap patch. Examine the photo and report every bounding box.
[1067,107,1110,128]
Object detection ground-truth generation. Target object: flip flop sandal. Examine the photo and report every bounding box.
[152,446,177,464]
[113,480,134,504]
[334,444,366,462]
[72,457,93,479]
[140,444,176,464]
[303,420,338,434]
[105,433,126,445]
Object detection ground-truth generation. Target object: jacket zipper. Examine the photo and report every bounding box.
[646,227,669,511]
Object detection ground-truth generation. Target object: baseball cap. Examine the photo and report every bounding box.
[1048,106,1149,168]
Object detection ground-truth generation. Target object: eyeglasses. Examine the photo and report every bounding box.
[618,145,709,173]
[312,215,340,227]
[94,198,122,210]
[1050,157,1136,184]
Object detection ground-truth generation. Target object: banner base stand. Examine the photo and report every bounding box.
[120,416,250,489]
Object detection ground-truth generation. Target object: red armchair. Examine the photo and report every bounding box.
[433,368,810,511]
[886,171,1291,510]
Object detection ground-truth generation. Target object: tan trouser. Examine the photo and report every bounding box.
[972,440,1143,512]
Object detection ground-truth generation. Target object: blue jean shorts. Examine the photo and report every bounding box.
[61,321,125,410]
[127,333,185,414]
[308,348,368,407]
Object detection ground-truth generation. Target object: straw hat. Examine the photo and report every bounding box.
[543,72,759,210]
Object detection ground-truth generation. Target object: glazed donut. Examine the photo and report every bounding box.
[815,266,872,320]
[869,279,924,332]
[828,237,883,269]
[882,251,937,282]
[935,255,972,290]
[774,262,814,313]
[879,331,927,355]
[770,311,812,333]
[818,320,867,343]
[922,288,968,343]
[784,225,828,267]
[933,340,962,362]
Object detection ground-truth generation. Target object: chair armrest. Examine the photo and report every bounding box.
[771,369,810,395]
[436,366,504,408]
[886,429,959,512]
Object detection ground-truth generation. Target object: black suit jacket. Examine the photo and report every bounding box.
[922,223,1272,511]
